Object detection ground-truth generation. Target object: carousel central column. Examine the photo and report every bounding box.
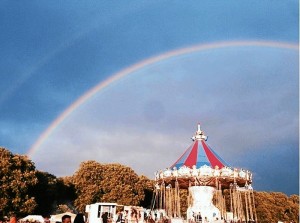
[187,186,220,222]
[187,124,221,222]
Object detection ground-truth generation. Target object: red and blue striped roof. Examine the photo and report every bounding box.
[170,124,229,169]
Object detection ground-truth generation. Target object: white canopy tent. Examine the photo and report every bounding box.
[20,215,44,223]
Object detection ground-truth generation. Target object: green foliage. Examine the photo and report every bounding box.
[55,176,77,210]
[55,204,74,214]
[31,172,77,216]
[31,171,58,216]
[0,147,38,217]
[254,191,299,223]
[138,175,155,208]
[0,147,298,223]
[71,161,151,212]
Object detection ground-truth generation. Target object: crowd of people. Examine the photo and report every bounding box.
[102,209,142,223]
[0,214,85,223]
[0,216,17,223]
[0,213,295,223]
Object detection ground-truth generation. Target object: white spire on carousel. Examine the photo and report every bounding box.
[191,123,208,141]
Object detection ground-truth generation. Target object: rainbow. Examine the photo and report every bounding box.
[27,40,299,157]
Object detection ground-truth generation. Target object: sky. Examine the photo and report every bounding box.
[0,1,298,195]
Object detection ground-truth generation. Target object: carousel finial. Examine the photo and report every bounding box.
[197,123,201,132]
[192,123,208,141]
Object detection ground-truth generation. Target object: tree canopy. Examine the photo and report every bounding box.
[0,148,38,216]
[31,171,76,216]
[0,147,298,223]
[71,161,153,212]
[254,191,299,222]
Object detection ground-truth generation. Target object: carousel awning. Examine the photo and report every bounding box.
[170,124,229,169]
[155,124,252,189]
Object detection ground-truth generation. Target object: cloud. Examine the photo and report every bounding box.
[31,46,298,194]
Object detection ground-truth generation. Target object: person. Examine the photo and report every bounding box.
[116,212,122,223]
[120,212,125,223]
[145,216,154,223]
[44,217,50,223]
[101,212,108,223]
[199,214,202,222]
[74,214,85,223]
[131,209,138,223]
[62,215,71,223]
[9,216,17,223]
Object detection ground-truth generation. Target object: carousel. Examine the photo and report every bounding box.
[153,124,257,223]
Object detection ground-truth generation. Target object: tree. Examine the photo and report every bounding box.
[71,161,151,212]
[71,161,104,211]
[31,172,77,216]
[0,148,38,217]
[138,175,154,208]
[55,176,77,211]
[31,171,58,216]
[254,191,299,223]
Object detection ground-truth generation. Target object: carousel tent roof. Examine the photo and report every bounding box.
[170,124,229,170]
